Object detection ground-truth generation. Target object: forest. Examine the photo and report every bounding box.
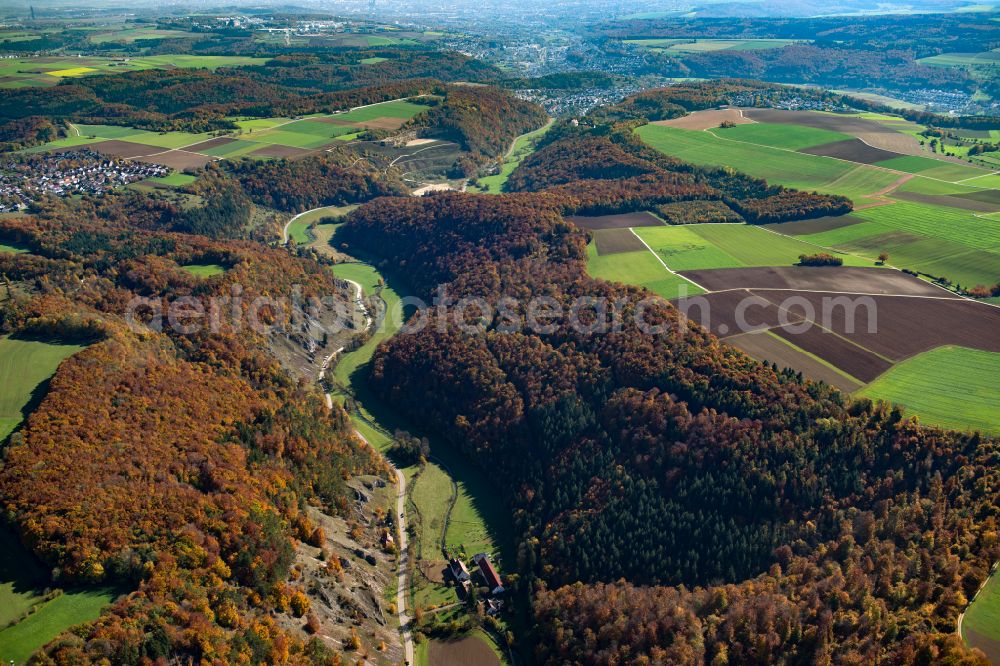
[338,190,998,665]
[331,130,997,663]
[0,188,388,664]
[502,120,851,220]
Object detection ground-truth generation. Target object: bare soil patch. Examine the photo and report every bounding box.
[800,138,899,164]
[679,266,955,297]
[358,117,407,130]
[247,144,315,159]
[654,108,753,131]
[964,627,1000,666]
[675,289,798,338]
[315,116,362,127]
[957,189,1000,206]
[428,636,501,666]
[752,290,1000,362]
[183,136,237,152]
[762,214,864,236]
[726,331,861,392]
[893,190,999,213]
[567,211,664,231]
[771,324,892,383]
[418,559,448,584]
[594,228,647,255]
[137,150,215,170]
[87,139,161,158]
[741,108,932,157]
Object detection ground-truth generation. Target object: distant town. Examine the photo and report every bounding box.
[0,149,168,212]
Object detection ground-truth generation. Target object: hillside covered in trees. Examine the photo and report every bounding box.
[336,174,997,663]
[0,189,388,663]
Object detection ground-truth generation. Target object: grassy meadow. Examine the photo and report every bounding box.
[180,263,226,278]
[468,119,554,194]
[634,224,871,270]
[0,336,86,442]
[636,124,901,202]
[857,346,1000,435]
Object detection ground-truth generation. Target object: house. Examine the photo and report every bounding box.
[473,553,504,595]
[447,557,470,583]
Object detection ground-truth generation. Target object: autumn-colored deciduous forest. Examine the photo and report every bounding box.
[338,179,997,663]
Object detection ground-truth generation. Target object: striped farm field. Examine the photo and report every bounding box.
[636,124,901,201]
[797,201,1000,286]
[713,123,853,150]
[586,242,704,300]
[857,346,1000,435]
[634,224,871,271]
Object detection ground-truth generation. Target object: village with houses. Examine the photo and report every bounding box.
[0,149,168,212]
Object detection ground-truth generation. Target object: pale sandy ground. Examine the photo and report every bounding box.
[653,108,754,130]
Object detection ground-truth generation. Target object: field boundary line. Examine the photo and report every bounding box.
[695,127,991,188]
[629,228,708,292]
[761,329,866,386]
[753,291,894,364]
[710,286,965,301]
[957,560,998,643]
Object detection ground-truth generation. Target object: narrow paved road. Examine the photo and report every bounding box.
[316,276,414,664]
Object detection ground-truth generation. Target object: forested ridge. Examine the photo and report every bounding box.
[502,120,851,220]
[0,190,388,663]
[336,171,998,662]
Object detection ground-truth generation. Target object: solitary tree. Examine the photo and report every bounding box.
[877,252,889,265]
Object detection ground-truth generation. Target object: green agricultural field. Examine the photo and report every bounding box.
[635,224,870,270]
[360,56,389,64]
[277,119,358,138]
[193,139,262,158]
[798,201,1000,286]
[623,38,688,47]
[126,55,270,70]
[240,129,330,149]
[963,569,1000,650]
[712,123,852,150]
[145,172,196,187]
[627,38,804,52]
[0,55,271,88]
[232,117,295,132]
[334,99,431,122]
[0,585,117,665]
[636,124,901,202]
[918,50,1000,68]
[874,155,991,182]
[586,242,704,300]
[71,124,213,149]
[858,346,1000,435]
[181,263,226,278]
[0,336,86,442]
[410,461,455,558]
[87,26,197,44]
[468,119,553,193]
